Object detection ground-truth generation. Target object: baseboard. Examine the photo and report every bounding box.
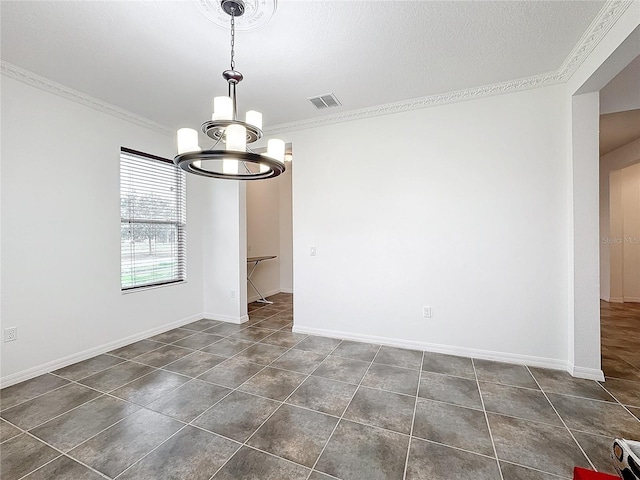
[609,297,624,303]
[280,288,293,294]
[247,287,282,304]
[623,296,640,303]
[568,364,605,381]
[204,313,249,324]
[292,325,568,372]
[0,312,203,388]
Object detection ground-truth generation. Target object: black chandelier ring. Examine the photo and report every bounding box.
[175,150,285,180]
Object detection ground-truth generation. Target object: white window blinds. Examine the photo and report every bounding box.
[120,148,186,290]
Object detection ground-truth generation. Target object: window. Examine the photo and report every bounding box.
[120,147,186,290]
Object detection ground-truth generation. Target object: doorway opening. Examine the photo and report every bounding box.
[598,55,640,381]
[246,144,294,318]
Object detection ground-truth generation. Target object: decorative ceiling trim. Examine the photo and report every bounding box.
[558,0,634,80]
[265,71,562,136]
[196,0,277,31]
[0,61,172,135]
[265,0,632,136]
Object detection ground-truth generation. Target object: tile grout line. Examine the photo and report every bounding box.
[304,343,383,480]
[472,358,505,480]
[23,375,228,479]
[7,385,117,435]
[401,350,424,480]
[497,459,572,479]
[176,321,299,430]
[1,381,74,414]
[44,396,152,453]
[226,342,320,447]
[14,429,113,480]
[202,338,340,480]
[52,355,128,382]
[597,382,640,424]
[113,424,192,479]
[268,362,419,398]
[186,365,271,427]
[401,435,515,461]
[62,366,193,411]
[239,339,349,477]
[70,320,287,478]
[184,323,305,437]
[524,365,597,472]
[202,443,305,480]
[4,370,153,434]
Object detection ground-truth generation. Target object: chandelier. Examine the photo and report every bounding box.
[174,0,285,180]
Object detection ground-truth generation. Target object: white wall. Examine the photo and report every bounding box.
[287,85,570,368]
[609,169,625,302]
[569,92,601,378]
[609,162,640,302]
[0,76,205,384]
[600,137,640,301]
[202,180,248,322]
[279,166,293,292]
[621,162,640,300]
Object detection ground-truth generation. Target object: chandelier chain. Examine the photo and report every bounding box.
[230,11,236,70]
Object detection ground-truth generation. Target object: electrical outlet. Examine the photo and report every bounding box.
[4,327,17,342]
[423,306,432,319]
[231,290,236,299]
[310,246,317,256]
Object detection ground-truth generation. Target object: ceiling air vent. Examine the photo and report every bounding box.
[308,93,341,110]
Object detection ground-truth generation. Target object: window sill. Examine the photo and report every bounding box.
[121,280,187,295]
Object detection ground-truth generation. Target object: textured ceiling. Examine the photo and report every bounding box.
[1,1,606,131]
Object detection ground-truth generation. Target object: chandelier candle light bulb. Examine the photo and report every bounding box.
[245,110,263,130]
[213,96,233,121]
[177,128,200,154]
[266,138,285,161]
[224,123,247,174]
[226,124,247,151]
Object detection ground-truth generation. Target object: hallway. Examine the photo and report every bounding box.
[601,300,640,382]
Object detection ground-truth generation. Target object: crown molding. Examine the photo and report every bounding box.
[265,71,562,136]
[265,0,632,136]
[1,61,172,135]
[558,0,634,80]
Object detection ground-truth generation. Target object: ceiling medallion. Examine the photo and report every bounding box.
[196,0,277,31]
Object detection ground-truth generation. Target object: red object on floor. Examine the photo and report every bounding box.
[573,467,619,480]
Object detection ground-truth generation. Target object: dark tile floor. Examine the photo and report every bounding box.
[1,294,638,479]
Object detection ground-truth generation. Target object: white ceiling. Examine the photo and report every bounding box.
[599,54,640,156]
[600,54,640,115]
[1,1,606,131]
